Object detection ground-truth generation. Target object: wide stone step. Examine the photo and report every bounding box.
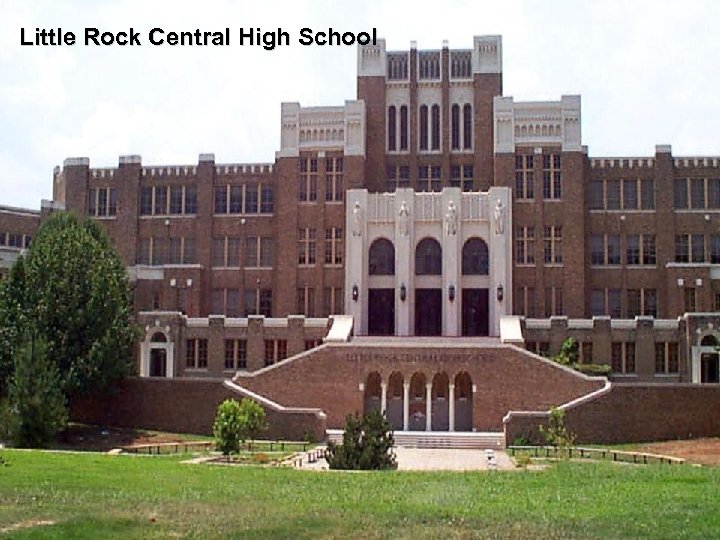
[326,429,505,449]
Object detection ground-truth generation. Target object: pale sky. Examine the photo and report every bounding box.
[1,0,719,209]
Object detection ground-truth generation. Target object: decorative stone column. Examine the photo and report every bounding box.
[380,381,387,414]
[425,382,432,431]
[403,382,410,431]
[448,383,455,432]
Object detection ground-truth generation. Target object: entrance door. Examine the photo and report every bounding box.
[462,288,489,336]
[149,349,167,377]
[368,289,395,335]
[701,353,719,383]
[415,289,442,336]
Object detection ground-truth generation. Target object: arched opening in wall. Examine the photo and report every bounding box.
[148,331,169,377]
[699,334,720,383]
[364,372,382,416]
[387,106,397,151]
[431,372,450,431]
[454,372,473,431]
[387,371,404,430]
[369,238,395,275]
[409,372,427,431]
[415,237,442,336]
[461,238,490,337]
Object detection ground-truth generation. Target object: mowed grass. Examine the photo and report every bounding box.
[1,450,719,539]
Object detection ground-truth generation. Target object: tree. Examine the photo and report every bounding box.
[326,410,397,470]
[5,338,67,448]
[0,213,138,398]
[540,407,576,456]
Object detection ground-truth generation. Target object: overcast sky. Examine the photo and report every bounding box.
[1,0,719,209]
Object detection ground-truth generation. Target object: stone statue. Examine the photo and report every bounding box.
[398,201,410,236]
[352,201,363,237]
[445,200,458,236]
[493,199,506,235]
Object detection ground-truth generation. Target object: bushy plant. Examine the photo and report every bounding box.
[6,338,68,448]
[213,399,243,455]
[213,398,267,455]
[326,410,397,470]
[540,407,576,457]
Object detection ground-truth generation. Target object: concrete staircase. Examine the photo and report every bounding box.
[326,429,505,449]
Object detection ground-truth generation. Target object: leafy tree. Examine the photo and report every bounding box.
[550,337,611,377]
[5,338,67,448]
[213,399,243,455]
[326,410,397,470]
[0,213,138,398]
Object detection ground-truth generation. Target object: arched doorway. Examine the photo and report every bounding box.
[387,372,404,430]
[409,372,427,431]
[415,238,442,336]
[364,372,382,415]
[431,372,450,431]
[140,328,174,378]
[700,335,719,383]
[454,372,473,431]
[368,238,396,335]
[461,238,489,337]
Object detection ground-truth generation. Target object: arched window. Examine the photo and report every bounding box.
[451,104,460,150]
[369,238,395,275]
[150,332,167,343]
[701,335,718,347]
[387,106,396,151]
[415,238,442,275]
[462,238,489,275]
[399,105,408,150]
[431,104,440,150]
[463,104,472,149]
[419,105,429,151]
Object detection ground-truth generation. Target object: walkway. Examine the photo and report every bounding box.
[298,447,514,471]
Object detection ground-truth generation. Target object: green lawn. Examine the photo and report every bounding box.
[1,450,719,539]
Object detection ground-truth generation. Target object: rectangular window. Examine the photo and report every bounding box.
[229,185,242,213]
[154,186,167,215]
[675,234,690,263]
[515,155,534,200]
[612,342,635,374]
[297,287,315,317]
[608,289,622,318]
[259,289,272,316]
[542,154,561,200]
[690,178,705,209]
[260,238,274,267]
[298,228,316,266]
[623,179,638,210]
[607,235,620,265]
[606,180,621,210]
[543,226,562,264]
[627,289,640,318]
[212,238,226,267]
[224,340,236,370]
[170,186,183,214]
[684,288,696,313]
[674,179,688,209]
[626,235,640,265]
[245,186,258,213]
[644,288,658,317]
[152,238,168,266]
[245,237,273,268]
[261,185,274,213]
[711,235,720,264]
[224,339,247,370]
[691,234,705,263]
[515,286,535,317]
[140,187,153,215]
[215,186,228,214]
[186,338,208,369]
[544,287,563,317]
[655,342,679,374]
[186,339,196,368]
[185,186,197,214]
[323,287,343,316]
[515,226,535,264]
[325,158,344,202]
[325,228,343,265]
[709,179,720,208]
[642,235,657,265]
[589,180,603,210]
[590,235,604,265]
[641,179,655,210]
[590,289,605,316]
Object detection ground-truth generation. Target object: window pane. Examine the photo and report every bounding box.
[623,180,637,210]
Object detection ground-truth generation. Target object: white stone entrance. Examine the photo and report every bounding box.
[140,325,174,378]
[345,187,512,337]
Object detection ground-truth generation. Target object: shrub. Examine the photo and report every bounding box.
[326,410,397,470]
[213,399,243,455]
[540,407,576,457]
[213,398,267,455]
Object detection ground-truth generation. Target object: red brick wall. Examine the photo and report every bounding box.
[236,343,604,430]
[70,377,326,441]
[504,383,720,444]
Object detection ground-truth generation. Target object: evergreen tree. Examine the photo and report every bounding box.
[326,410,397,470]
[6,338,67,448]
